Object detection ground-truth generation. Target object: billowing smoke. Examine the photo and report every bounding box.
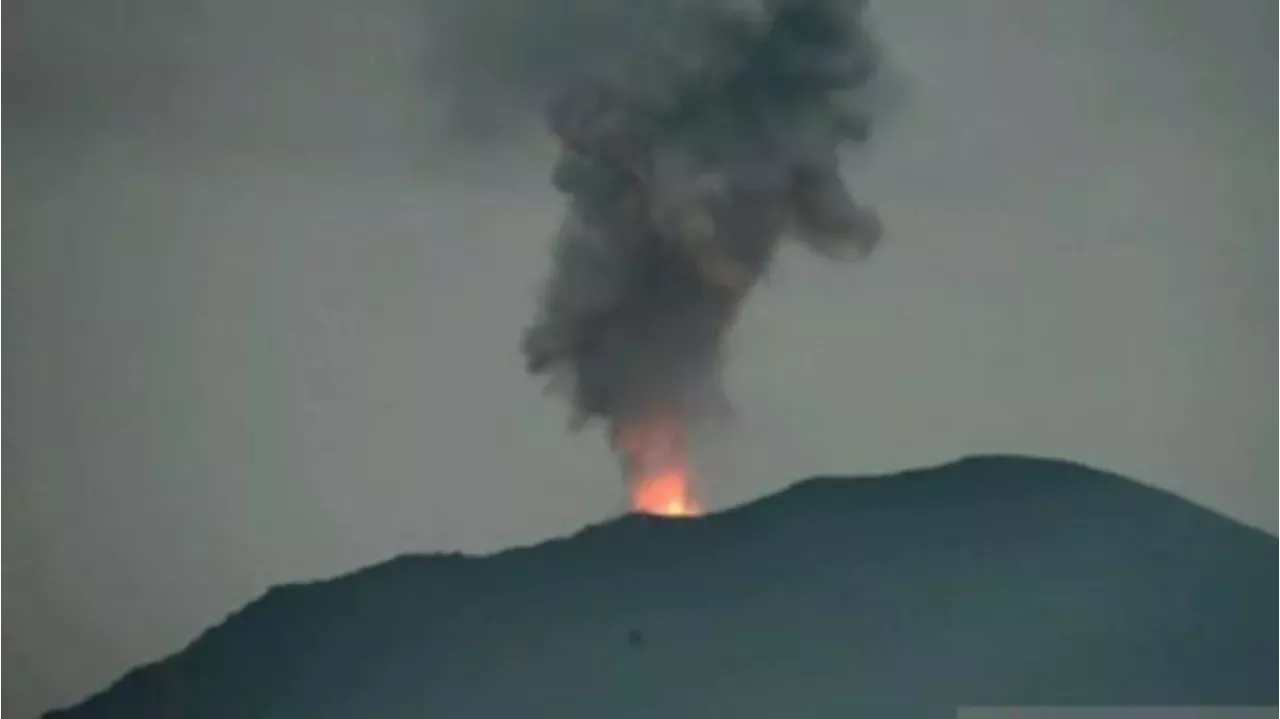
[429,0,885,456]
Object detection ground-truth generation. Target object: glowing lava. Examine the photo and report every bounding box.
[632,465,703,517]
[614,415,704,518]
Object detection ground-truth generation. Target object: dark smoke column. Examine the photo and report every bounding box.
[521,0,884,478]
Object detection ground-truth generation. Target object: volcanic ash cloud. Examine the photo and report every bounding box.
[429,0,886,468]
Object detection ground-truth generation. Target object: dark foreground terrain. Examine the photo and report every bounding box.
[47,456,1276,718]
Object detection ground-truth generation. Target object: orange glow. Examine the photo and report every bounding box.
[632,466,703,517]
[615,415,704,518]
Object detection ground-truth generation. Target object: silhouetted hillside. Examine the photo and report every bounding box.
[46,456,1277,718]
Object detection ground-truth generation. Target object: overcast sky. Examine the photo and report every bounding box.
[5,0,1275,716]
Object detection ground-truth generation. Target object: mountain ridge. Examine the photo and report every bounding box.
[46,454,1277,718]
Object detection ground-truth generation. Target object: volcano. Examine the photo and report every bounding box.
[44,456,1276,718]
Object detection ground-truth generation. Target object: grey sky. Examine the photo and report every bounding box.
[4,0,1275,717]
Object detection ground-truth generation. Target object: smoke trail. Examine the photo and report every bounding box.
[430,0,885,454]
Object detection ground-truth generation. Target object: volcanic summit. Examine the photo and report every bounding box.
[46,456,1277,718]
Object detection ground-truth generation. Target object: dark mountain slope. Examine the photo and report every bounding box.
[47,456,1277,718]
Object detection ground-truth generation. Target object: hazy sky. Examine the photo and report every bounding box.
[5,0,1275,716]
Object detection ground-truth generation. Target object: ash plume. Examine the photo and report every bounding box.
[430,0,886,448]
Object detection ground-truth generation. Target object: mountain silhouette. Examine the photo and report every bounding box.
[45,456,1276,718]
